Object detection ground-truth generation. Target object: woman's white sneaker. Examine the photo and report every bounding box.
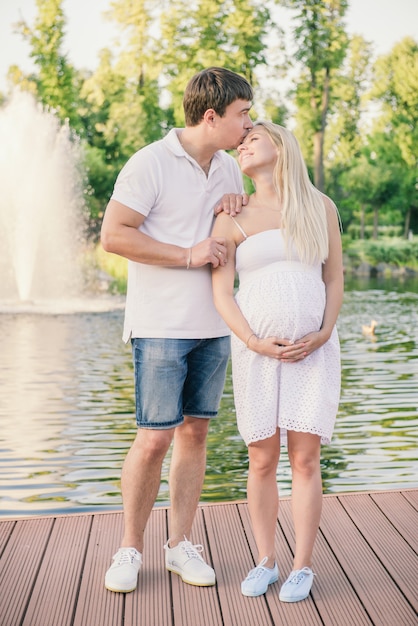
[105,547,142,592]
[164,538,216,586]
[279,567,314,602]
[241,557,279,597]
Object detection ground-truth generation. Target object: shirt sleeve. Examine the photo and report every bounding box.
[111,147,161,217]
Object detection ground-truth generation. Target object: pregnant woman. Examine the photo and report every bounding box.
[212,121,343,602]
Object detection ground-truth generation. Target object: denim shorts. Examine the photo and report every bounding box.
[132,336,230,429]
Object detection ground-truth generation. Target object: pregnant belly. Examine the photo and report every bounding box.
[236,271,325,341]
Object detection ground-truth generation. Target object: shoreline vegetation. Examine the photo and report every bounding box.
[343,236,418,279]
[93,236,418,296]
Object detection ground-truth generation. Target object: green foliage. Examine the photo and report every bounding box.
[94,245,128,294]
[243,174,255,195]
[345,238,418,269]
[159,0,270,125]
[370,37,418,168]
[4,0,417,248]
[262,97,288,125]
[81,144,117,238]
[288,0,349,189]
[332,123,417,240]
[364,239,418,268]
[346,224,403,240]
[324,35,372,168]
[15,0,82,130]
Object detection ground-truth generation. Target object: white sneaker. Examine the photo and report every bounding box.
[279,567,314,602]
[105,547,142,592]
[164,538,216,586]
[241,557,279,597]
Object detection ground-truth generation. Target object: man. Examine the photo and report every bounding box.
[101,67,253,594]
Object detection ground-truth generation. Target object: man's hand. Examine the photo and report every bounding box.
[214,193,249,217]
[189,237,228,268]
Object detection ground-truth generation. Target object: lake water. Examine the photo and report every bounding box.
[0,277,417,517]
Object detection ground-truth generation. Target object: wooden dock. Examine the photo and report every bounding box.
[0,489,417,626]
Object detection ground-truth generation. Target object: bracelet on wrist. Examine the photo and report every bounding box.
[245,332,257,348]
[186,248,192,270]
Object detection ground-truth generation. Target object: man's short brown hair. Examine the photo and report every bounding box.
[183,67,253,126]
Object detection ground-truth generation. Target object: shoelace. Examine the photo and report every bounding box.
[114,549,139,565]
[246,565,269,581]
[288,567,313,585]
[246,557,273,581]
[180,541,204,561]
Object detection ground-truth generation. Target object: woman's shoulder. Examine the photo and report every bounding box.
[320,193,342,232]
[212,210,236,235]
[213,211,249,244]
[319,192,337,212]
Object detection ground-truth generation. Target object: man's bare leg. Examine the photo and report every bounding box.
[168,416,210,546]
[120,427,174,553]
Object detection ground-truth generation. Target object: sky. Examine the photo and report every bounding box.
[1,0,417,93]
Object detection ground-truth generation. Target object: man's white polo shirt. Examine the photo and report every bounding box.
[111,128,244,341]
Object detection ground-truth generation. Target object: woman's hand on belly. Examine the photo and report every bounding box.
[280,329,330,362]
[248,335,303,361]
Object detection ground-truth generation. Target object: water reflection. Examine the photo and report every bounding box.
[0,278,417,516]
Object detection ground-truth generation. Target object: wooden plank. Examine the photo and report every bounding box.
[371,491,418,549]
[312,527,373,625]
[320,494,417,626]
[22,514,92,626]
[238,500,324,626]
[281,495,374,625]
[279,494,415,624]
[401,488,418,513]
[205,502,275,626]
[0,517,54,626]
[0,519,14,553]
[125,507,172,626]
[168,507,223,626]
[0,491,416,626]
[340,492,418,610]
[73,512,125,626]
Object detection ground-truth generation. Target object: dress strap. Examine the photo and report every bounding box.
[230,216,248,239]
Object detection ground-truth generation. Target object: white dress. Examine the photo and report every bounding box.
[231,227,340,446]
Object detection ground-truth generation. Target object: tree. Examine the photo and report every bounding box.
[14,0,82,130]
[99,0,165,155]
[159,0,270,125]
[324,35,372,168]
[282,0,349,190]
[340,137,406,240]
[324,35,372,226]
[368,37,418,236]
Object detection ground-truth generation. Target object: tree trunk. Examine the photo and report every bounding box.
[313,130,324,191]
[360,203,365,240]
[403,206,411,239]
[373,206,379,239]
[312,66,329,192]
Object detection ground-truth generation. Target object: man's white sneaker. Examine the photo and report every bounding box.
[241,557,279,597]
[279,567,314,602]
[164,538,216,586]
[105,547,142,592]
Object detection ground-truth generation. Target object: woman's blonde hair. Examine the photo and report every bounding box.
[253,121,330,265]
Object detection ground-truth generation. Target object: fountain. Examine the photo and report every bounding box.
[0,90,123,314]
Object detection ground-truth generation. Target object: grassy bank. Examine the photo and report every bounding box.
[90,245,128,293]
